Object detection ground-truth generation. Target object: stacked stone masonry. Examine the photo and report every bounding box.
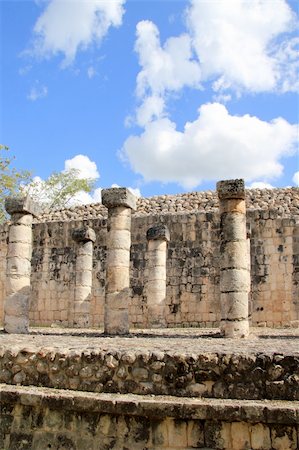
[1,385,299,450]
[0,187,298,328]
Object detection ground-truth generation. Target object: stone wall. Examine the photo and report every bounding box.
[1,385,298,450]
[0,188,298,328]
[1,343,298,400]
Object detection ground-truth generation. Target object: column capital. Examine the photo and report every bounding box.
[5,195,41,217]
[147,224,170,242]
[102,188,136,210]
[72,227,96,243]
[216,179,245,200]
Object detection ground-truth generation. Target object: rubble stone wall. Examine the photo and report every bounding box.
[0,188,298,328]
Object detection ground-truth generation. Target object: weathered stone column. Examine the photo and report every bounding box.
[102,188,136,335]
[217,179,250,338]
[72,227,96,328]
[4,196,40,333]
[146,225,170,328]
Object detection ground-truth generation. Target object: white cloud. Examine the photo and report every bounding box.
[247,182,274,189]
[27,83,48,101]
[31,0,126,66]
[87,66,96,79]
[134,20,201,125]
[293,171,299,186]
[64,154,100,179]
[136,95,166,127]
[122,103,297,189]
[69,187,102,206]
[111,183,141,198]
[186,0,297,94]
[135,20,201,97]
[22,155,102,208]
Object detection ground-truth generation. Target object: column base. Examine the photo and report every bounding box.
[221,319,249,338]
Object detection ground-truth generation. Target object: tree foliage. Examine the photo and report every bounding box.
[23,169,96,211]
[0,145,31,222]
[0,145,96,222]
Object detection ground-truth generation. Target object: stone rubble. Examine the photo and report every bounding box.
[34,188,299,223]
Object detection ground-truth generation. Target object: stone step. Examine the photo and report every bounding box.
[1,329,298,401]
[1,384,299,450]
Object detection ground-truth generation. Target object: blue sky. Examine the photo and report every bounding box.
[1,0,299,202]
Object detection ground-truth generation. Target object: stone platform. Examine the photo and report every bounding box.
[0,327,299,449]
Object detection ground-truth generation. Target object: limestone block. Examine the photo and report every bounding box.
[73,313,90,327]
[146,249,167,268]
[106,267,129,293]
[102,187,136,210]
[108,207,131,230]
[9,225,32,244]
[72,227,96,243]
[104,308,129,334]
[167,419,187,448]
[74,286,91,302]
[219,198,246,214]
[220,213,247,242]
[220,268,250,293]
[220,240,249,270]
[216,178,245,200]
[146,225,170,242]
[107,229,131,250]
[147,266,167,282]
[107,249,130,268]
[4,314,29,333]
[75,254,93,272]
[5,292,29,316]
[7,243,32,260]
[77,242,93,257]
[221,319,249,338]
[6,276,30,295]
[231,422,251,449]
[7,257,31,277]
[221,292,248,320]
[75,271,92,287]
[270,426,297,450]
[250,423,271,449]
[105,290,129,310]
[73,300,90,314]
[9,213,33,226]
[146,279,167,296]
[5,195,41,217]
[148,305,166,327]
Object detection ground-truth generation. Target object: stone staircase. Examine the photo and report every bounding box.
[0,328,298,449]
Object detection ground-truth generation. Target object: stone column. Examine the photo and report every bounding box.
[102,188,136,335]
[72,227,96,328]
[217,179,250,338]
[4,196,40,333]
[146,225,170,328]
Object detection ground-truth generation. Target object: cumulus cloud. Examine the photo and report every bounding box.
[122,103,297,189]
[22,155,102,208]
[247,182,274,189]
[293,171,299,186]
[31,0,126,66]
[64,154,100,179]
[111,183,141,198]
[134,20,201,125]
[186,0,298,94]
[135,20,201,97]
[87,66,96,79]
[27,82,48,101]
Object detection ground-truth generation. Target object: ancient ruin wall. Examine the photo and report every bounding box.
[0,188,298,328]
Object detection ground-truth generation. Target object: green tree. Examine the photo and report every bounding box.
[0,145,97,222]
[0,145,31,222]
[23,169,96,211]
